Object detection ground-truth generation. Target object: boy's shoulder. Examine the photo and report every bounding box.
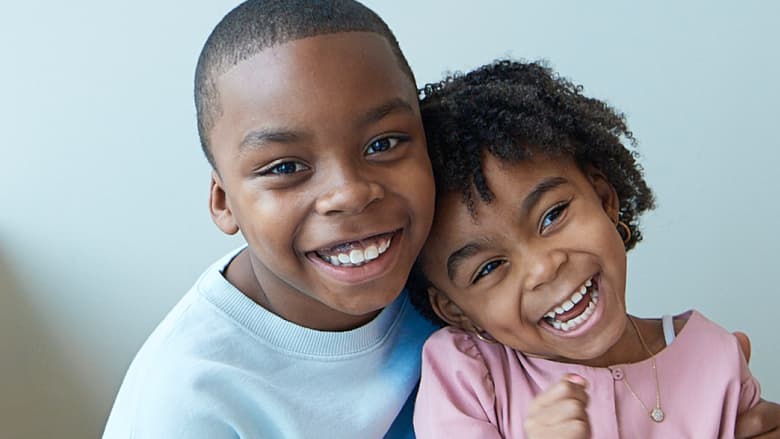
[103,247,270,437]
[128,246,250,363]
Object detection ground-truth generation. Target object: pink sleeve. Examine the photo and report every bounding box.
[736,340,761,414]
[413,329,503,439]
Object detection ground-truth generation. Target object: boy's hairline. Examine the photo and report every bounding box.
[198,29,417,170]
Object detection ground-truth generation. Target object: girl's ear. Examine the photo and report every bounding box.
[586,167,620,222]
[210,170,240,235]
[428,287,477,331]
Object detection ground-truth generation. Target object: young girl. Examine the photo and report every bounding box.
[409,60,761,438]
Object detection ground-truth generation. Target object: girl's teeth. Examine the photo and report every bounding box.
[338,254,350,264]
[543,277,599,331]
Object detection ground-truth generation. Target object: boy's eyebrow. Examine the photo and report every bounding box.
[239,129,302,153]
[357,97,414,128]
[446,242,484,281]
[520,176,569,215]
[237,98,413,153]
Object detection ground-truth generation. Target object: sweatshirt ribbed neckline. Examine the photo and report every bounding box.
[198,246,406,358]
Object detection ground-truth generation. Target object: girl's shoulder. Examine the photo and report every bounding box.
[659,310,744,361]
[423,326,513,368]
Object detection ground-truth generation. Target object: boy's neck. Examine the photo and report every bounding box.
[223,248,382,331]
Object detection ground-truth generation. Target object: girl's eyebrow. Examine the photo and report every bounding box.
[444,176,569,281]
[446,242,483,281]
[520,176,568,216]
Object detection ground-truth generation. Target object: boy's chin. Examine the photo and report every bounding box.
[325,280,407,315]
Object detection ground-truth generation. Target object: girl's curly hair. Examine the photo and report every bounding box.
[408,60,655,326]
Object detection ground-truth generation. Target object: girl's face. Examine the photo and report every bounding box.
[420,152,629,364]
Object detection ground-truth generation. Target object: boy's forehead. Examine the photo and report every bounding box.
[209,32,418,153]
[218,32,415,99]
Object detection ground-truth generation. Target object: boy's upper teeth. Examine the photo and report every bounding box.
[317,236,392,267]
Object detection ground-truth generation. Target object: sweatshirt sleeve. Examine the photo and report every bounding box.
[413,328,503,439]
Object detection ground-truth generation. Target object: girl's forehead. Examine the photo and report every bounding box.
[435,153,585,210]
[426,155,589,246]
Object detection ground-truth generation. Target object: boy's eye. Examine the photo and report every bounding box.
[259,160,308,176]
[473,259,505,283]
[540,201,570,232]
[365,136,404,155]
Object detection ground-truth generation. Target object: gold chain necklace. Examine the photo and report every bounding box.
[620,315,665,423]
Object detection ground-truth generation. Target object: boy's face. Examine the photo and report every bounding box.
[208,32,434,330]
[420,153,629,364]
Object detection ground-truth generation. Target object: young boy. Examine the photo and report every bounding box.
[104,1,780,438]
[103,1,436,438]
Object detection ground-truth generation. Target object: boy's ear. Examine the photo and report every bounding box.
[586,166,620,222]
[428,287,476,331]
[210,170,240,235]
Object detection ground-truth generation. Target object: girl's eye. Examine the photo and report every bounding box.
[473,260,505,283]
[540,201,570,232]
[260,161,308,176]
[365,136,404,155]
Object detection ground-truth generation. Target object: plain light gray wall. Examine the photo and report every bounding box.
[1,1,777,438]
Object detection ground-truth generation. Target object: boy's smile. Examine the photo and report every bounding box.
[207,32,434,331]
[421,153,632,365]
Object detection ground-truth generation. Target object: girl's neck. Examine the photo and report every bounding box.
[578,314,666,368]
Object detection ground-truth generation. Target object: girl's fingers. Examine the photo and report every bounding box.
[528,374,589,414]
[525,374,591,438]
[550,419,592,439]
[529,398,589,425]
[525,409,591,439]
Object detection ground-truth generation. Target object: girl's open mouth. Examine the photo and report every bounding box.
[541,276,599,332]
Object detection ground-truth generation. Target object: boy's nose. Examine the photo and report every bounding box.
[522,248,568,292]
[314,177,385,216]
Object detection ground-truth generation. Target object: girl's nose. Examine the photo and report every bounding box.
[522,247,568,292]
[314,175,385,216]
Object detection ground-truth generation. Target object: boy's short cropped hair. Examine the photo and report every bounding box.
[194,0,417,168]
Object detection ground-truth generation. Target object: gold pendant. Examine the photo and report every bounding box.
[650,408,665,422]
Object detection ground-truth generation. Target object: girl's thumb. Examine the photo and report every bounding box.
[565,373,588,388]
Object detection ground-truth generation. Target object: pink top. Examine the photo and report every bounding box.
[414,311,760,438]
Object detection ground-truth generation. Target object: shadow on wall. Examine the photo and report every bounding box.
[0,247,103,439]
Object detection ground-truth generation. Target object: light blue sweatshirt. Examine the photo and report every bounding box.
[103,247,436,438]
